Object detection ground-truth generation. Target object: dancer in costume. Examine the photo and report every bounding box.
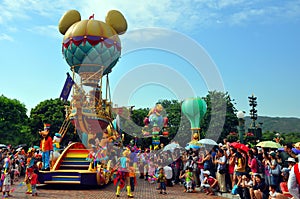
[114,149,134,198]
[39,123,53,171]
[24,148,35,194]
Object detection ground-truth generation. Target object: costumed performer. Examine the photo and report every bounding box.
[51,133,62,168]
[39,123,53,171]
[24,148,35,194]
[114,148,134,198]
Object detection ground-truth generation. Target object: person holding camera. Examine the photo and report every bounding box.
[237,173,253,199]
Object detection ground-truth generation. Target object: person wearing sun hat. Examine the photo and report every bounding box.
[269,151,276,158]
[268,151,281,191]
[286,157,296,170]
[201,170,218,195]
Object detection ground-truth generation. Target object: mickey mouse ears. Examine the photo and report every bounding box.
[105,10,127,35]
[58,10,81,35]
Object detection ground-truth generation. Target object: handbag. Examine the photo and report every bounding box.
[231,184,238,195]
[219,168,226,174]
[218,169,226,174]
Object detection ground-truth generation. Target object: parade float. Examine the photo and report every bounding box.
[38,9,127,186]
[181,97,207,149]
[142,104,169,150]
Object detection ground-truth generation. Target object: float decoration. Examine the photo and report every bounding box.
[142,104,169,149]
[181,97,207,149]
[37,9,127,187]
[59,9,127,148]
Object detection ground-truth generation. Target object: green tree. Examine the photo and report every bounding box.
[158,99,182,140]
[261,130,276,142]
[122,108,150,147]
[119,93,239,148]
[277,132,300,144]
[29,98,80,147]
[0,95,31,146]
[202,91,238,143]
[131,108,149,127]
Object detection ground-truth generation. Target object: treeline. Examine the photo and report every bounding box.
[0,92,299,148]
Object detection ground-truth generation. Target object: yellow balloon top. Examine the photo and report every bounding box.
[58,10,127,41]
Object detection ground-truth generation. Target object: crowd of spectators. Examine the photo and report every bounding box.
[128,139,300,199]
[1,139,300,199]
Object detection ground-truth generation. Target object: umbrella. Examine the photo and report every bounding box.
[231,142,249,153]
[257,141,282,149]
[188,140,203,150]
[198,139,218,146]
[0,144,7,149]
[163,143,180,153]
[278,147,300,155]
[16,147,23,152]
[293,148,300,154]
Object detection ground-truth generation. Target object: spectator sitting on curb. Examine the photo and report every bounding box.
[201,170,219,196]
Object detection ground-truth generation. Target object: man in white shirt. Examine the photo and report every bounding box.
[164,165,173,186]
[288,154,300,199]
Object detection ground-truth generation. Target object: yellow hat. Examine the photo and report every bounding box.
[122,149,131,157]
[44,123,51,130]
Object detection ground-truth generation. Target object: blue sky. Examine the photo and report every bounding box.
[0,0,299,118]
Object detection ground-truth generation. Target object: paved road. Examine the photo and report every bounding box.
[8,178,229,199]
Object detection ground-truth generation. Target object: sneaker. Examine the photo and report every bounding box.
[163,192,167,195]
[160,191,163,194]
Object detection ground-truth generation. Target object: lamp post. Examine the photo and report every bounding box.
[237,111,245,144]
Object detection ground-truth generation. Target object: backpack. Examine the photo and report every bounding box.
[256,159,264,173]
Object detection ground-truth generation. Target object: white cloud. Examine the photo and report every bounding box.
[0,0,299,34]
[0,0,71,20]
[28,25,60,39]
[0,33,14,42]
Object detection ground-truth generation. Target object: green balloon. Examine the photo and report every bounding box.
[181,97,207,129]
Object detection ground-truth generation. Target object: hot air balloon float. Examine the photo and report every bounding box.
[181,97,207,150]
[38,9,127,186]
[142,104,169,150]
[60,9,127,147]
